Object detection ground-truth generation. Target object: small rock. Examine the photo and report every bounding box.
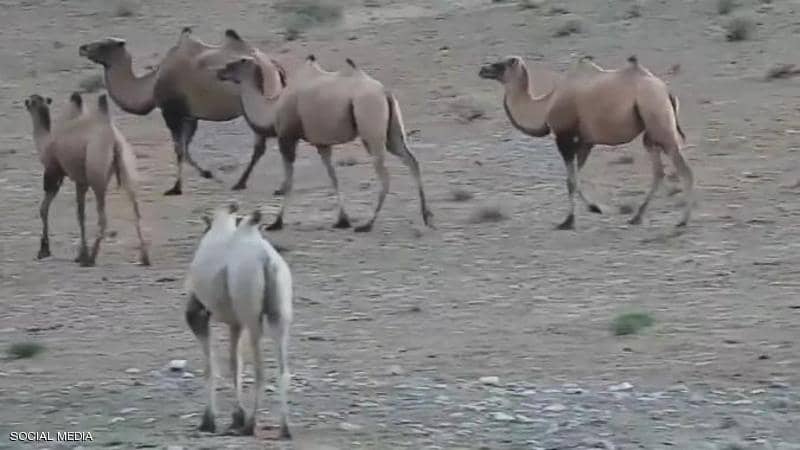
[143,418,156,424]
[119,408,138,415]
[109,417,125,424]
[387,365,405,376]
[543,403,567,413]
[608,382,634,392]
[182,372,195,379]
[582,438,616,450]
[124,368,141,374]
[166,446,184,450]
[490,412,515,422]
[689,392,705,404]
[479,376,500,386]
[168,360,187,371]
[515,414,535,423]
[339,422,363,432]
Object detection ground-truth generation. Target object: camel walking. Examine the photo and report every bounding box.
[24,93,150,266]
[185,203,293,439]
[217,54,434,232]
[479,55,693,229]
[79,28,270,195]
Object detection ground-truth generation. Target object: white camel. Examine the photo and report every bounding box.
[185,203,293,439]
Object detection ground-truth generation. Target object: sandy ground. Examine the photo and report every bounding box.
[2,0,800,449]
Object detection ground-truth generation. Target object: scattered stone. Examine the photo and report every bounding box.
[181,372,195,379]
[582,438,616,450]
[689,392,705,404]
[339,422,363,432]
[543,403,567,413]
[479,376,500,386]
[490,412,515,422]
[168,360,187,371]
[109,417,125,424]
[124,368,141,375]
[119,407,138,415]
[387,365,405,376]
[608,382,634,392]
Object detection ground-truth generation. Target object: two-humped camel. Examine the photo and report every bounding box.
[217,53,434,232]
[24,93,149,266]
[185,203,292,439]
[479,55,693,229]
[79,28,272,195]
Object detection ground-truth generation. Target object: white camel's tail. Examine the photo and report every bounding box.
[385,93,408,154]
[96,94,139,190]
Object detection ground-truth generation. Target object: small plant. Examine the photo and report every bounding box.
[765,63,800,80]
[469,204,507,223]
[6,341,46,360]
[725,15,755,41]
[716,0,736,15]
[625,2,642,18]
[518,0,543,9]
[276,0,344,41]
[114,0,138,17]
[553,17,583,37]
[450,188,474,202]
[78,74,105,93]
[611,312,654,336]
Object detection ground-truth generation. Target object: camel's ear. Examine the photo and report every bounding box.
[46,97,52,105]
[24,99,30,108]
[201,215,212,231]
[235,215,243,226]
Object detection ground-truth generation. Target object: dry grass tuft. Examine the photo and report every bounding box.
[276,0,344,41]
[724,15,755,41]
[469,204,507,223]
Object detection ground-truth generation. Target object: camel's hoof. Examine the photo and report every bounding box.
[555,214,575,230]
[676,220,688,228]
[200,170,214,179]
[198,409,216,433]
[628,215,643,225]
[231,407,246,429]
[231,182,246,191]
[588,204,603,214]
[139,254,151,267]
[266,216,284,231]
[354,222,373,233]
[225,420,255,436]
[273,188,285,196]
[37,249,51,260]
[423,210,436,229]
[279,424,292,440]
[79,258,95,268]
[333,215,351,229]
[164,185,182,196]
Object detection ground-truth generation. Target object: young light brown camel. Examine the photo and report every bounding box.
[216,53,434,232]
[79,27,272,195]
[479,55,693,229]
[24,92,150,267]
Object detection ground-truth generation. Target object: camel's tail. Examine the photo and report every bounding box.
[385,92,409,155]
[111,126,139,191]
[669,93,686,145]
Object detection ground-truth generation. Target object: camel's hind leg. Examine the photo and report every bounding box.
[240,321,264,436]
[317,145,351,228]
[232,134,267,191]
[74,183,91,265]
[185,295,216,433]
[86,186,107,267]
[270,319,292,439]
[37,170,63,260]
[385,137,435,229]
[576,144,602,214]
[180,118,215,181]
[355,140,390,233]
[667,147,694,227]
[266,139,297,231]
[120,180,150,266]
[226,324,246,432]
[629,135,665,225]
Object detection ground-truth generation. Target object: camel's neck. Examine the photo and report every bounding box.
[239,74,279,135]
[105,55,158,115]
[29,112,52,159]
[503,66,551,138]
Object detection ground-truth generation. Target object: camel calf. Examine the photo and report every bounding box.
[24,93,149,266]
[479,55,693,229]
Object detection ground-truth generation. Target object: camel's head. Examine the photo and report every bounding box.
[479,56,526,84]
[79,38,127,66]
[201,202,239,235]
[24,94,52,113]
[216,57,258,84]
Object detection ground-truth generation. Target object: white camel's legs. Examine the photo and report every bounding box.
[86,187,107,267]
[575,144,603,214]
[185,296,216,433]
[629,139,665,225]
[271,321,292,439]
[355,142,390,233]
[243,321,264,436]
[266,139,297,231]
[227,324,245,431]
[668,147,694,227]
[74,183,90,264]
[316,145,351,228]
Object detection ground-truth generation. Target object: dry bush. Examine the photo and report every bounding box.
[725,15,755,41]
[553,16,584,37]
[450,189,474,202]
[716,0,736,15]
[469,204,507,223]
[276,0,344,41]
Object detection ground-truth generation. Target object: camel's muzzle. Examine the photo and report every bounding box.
[78,45,88,57]
[216,67,234,82]
[479,64,502,80]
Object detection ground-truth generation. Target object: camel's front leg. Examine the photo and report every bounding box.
[37,170,63,260]
[232,134,267,191]
[266,139,297,231]
[576,144,602,214]
[75,183,92,266]
[555,134,579,230]
[316,145,351,228]
[629,139,664,225]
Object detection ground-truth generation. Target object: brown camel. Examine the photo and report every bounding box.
[24,92,150,266]
[79,27,272,195]
[479,55,693,229]
[217,54,434,232]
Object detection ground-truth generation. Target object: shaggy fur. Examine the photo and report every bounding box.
[24,93,149,266]
[479,55,693,229]
[217,53,434,232]
[185,203,293,439]
[78,28,268,195]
